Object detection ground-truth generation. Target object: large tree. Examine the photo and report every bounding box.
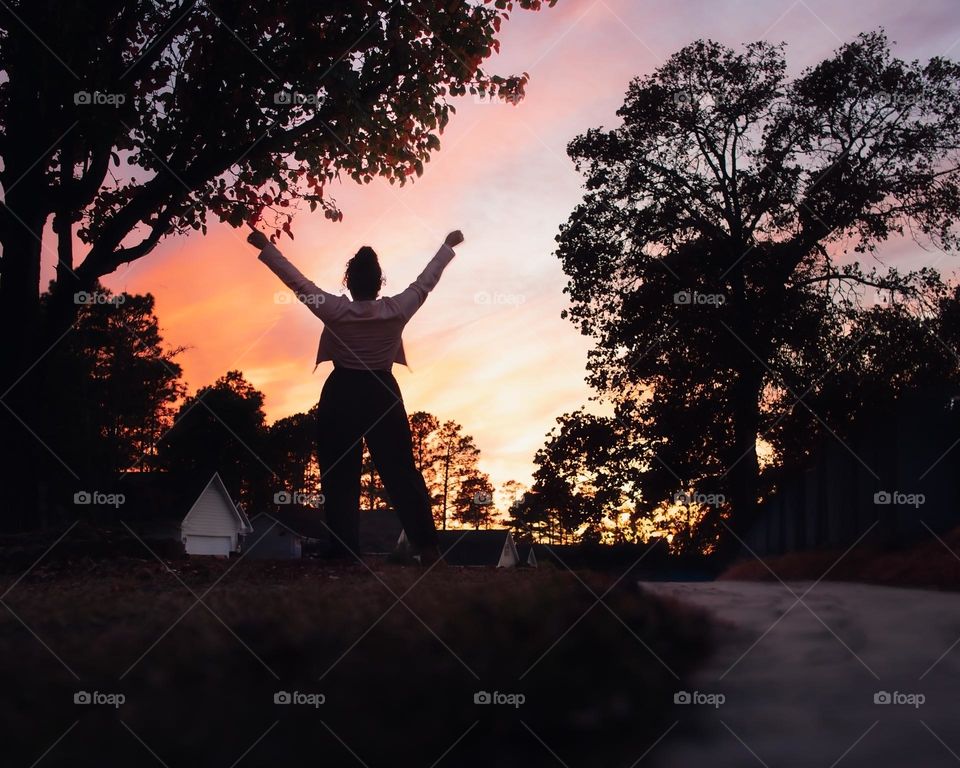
[158,370,270,509]
[409,411,442,473]
[26,286,185,527]
[528,410,624,543]
[64,289,185,476]
[452,471,495,529]
[266,406,320,501]
[434,419,481,529]
[0,0,554,529]
[557,32,960,551]
[407,410,488,527]
[408,409,443,507]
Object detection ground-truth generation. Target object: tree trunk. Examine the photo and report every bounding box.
[0,197,48,531]
[45,214,84,347]
[712,257,766,559]
[441,446,450,530]
[720,364,765,559]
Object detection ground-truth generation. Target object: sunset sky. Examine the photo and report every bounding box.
[67,0,960,493]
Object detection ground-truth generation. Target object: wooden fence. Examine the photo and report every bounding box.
[742,387,960,556]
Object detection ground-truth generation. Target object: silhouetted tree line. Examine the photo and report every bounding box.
[511,31,960,553]
[15,283,497,527]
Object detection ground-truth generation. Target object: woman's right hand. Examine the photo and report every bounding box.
[445,230,464,248]
[246,224,270,250]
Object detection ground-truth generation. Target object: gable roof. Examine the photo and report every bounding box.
[115,471,250,532]
[250,505,330,540]
[516,543,538,567]
[406,529,518,566]
[182,473,252,534]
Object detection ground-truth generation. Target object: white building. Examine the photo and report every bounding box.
[117,471,252,557]
[179,474,253,556]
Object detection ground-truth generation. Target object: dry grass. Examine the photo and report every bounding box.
[720,526,960,590]
[1,554,714,767]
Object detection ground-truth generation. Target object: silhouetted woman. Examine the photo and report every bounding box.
[247,225,464,566]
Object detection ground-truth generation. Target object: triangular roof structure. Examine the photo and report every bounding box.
[250,504,329,540]
[399,529,520,567]
[181,473,252,534]
[115,471,250,532]
[516,543,538,567]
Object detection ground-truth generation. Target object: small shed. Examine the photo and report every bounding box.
[180,475,253,555]
[398,529,521,567]
[117,472,252,557]
[246,505,329,559]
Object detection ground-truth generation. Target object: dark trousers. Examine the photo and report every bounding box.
[316,366,437,555]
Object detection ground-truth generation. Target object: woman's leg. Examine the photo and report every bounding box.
[363,384,438,554]
[316,373,363,557]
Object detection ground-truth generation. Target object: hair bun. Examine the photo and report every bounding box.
[344,246,384,299]
[354,246,378,264]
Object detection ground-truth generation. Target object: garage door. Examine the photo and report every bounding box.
[185,535,232,556]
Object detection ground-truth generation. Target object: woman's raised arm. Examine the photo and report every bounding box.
[391,230,463,322]
[247,225,343,320]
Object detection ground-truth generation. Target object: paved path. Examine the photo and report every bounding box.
[638,581,960,767]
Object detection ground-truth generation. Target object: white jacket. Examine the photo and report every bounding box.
[258,241,456,371]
